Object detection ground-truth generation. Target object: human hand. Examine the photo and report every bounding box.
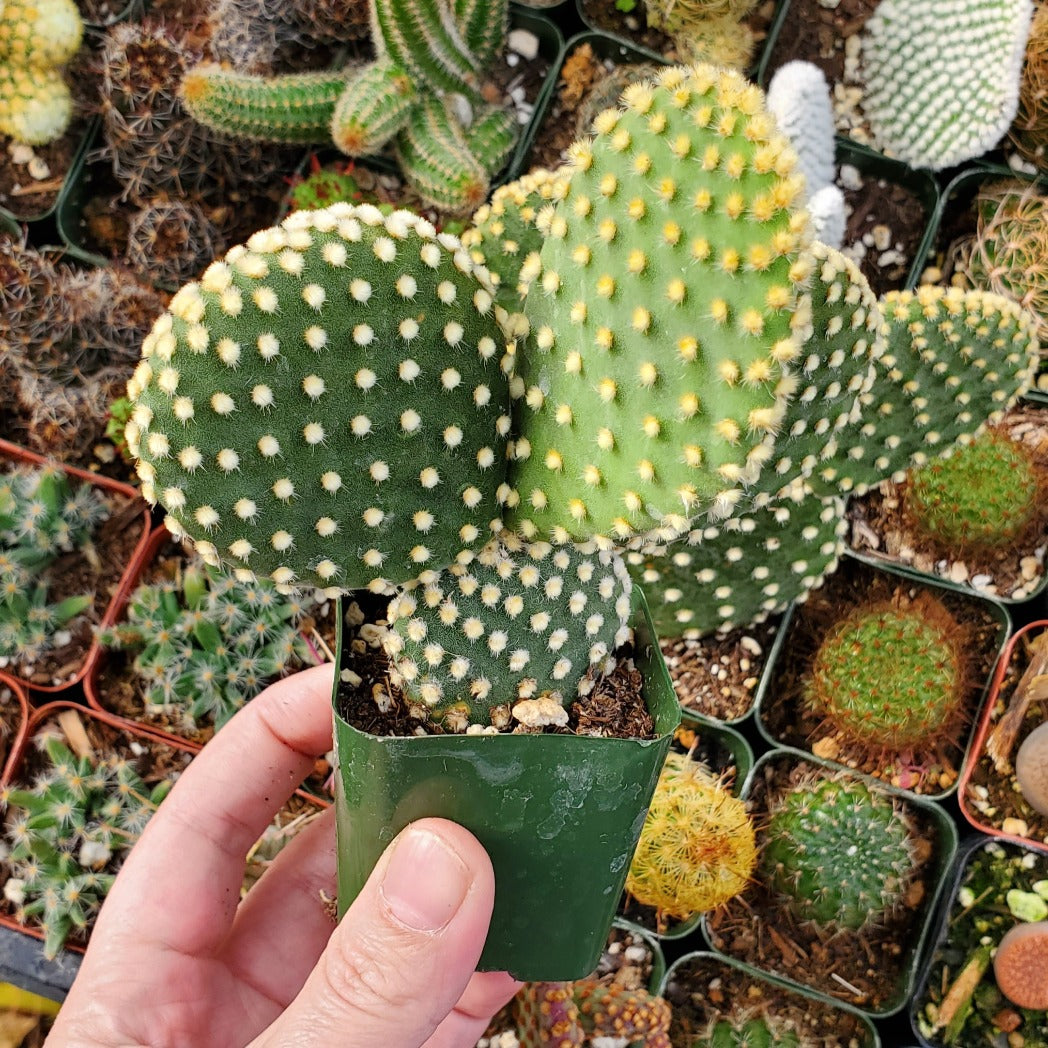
[46,663,520,1048]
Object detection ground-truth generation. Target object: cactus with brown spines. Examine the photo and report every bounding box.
[124,198,217,289]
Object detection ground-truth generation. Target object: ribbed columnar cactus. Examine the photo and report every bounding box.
[514,979,672,1048]
[625,751,756,921]
[902,427,1048,555]
[125,204,518,595]
[382,533,632,727]
[180,0,517,213]
[628,491,848,637]
[508,65,811,549]
[699,1014,801,1048]
[0,0,82,144]
[861,0,1033,169]
[804,593,968,751]
[760,775,917,931]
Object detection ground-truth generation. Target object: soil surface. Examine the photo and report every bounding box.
[706,754,941,1014]
[759,558,1004,796]
[848,404,1048,602]
[664,953,874,1046]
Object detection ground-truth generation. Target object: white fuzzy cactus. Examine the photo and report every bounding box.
[807,184,846,250]
[862,0,1033,169]
[766,61,837,197]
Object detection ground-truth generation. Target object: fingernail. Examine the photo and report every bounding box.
[380,828,471,932]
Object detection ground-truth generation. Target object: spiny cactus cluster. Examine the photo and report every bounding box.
[514,979,672,1048]
[697,1013,801,1048]
[0,0,82,144]
[1,737,172,958]
[903,427,1048,556]
[181,0,518,214]
[0,465,107,665]
[625,750,756,922]
[1010,1,1048,164]
[804,593,968,752]
[861,0,1032,169]
[643,0,758,71]
[96,560,315,729]
[760,774,917,931]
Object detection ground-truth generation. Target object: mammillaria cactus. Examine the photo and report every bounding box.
[698,1013,802,1048]
[514,979,672,1047]
[804,592,968,751]
[861,0,1033,169]
[760,775,917,931]
[0,0,82,144]
[1010,1,1048,164]
[625,750,756,921]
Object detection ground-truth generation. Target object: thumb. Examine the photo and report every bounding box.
[249,818,499,1048]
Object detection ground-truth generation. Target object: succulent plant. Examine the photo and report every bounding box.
[625,750,756,921]
[994,919,1048,1009]
[1015,720,1048,816]
[96,560,315,729]
[642,0,758,36]
[861,0,1033,169]
[1,737,172,958]
[0,0,82,144]
[1010,1,1048,164]
[698,1013,802,1048]
[514,979,672,1047]
[902,426,1048,556]
[672,15,756,73]
[765,62,836,203]
[759,774,917,931]
[804,592,968,751]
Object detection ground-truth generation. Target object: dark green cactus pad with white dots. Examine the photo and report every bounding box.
[382,534,633,726]
[820,286,1040,496]
[126,204,515,594]
[627,489,847,637]
[507,64,813,549]
[750,242,884,500]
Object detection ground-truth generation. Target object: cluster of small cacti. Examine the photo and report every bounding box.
[514,979,672,1048]
[625,750,756,922]
[696,1013,801,1048]
[1011,1,1048,164]
[0,736,172,958]
[860,0,1033,169]
[759,774,917,931]
[643,0,758,71]
[181,0,518,214]
[902,427,1048,555]
[96,560,315,729]
[0,465,107,665]
[0,0,82,144]
[804,593,968,751]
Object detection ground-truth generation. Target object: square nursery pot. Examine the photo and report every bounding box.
[0,676,29,786]
[703,746,959,1018]
[660,950,880,1047]
[332,591,680,981]
[617,712,754,942]
[755,553,1012,801]
[959,619,1048,851]
[0,437,152,699]
[910,834,1048,1047]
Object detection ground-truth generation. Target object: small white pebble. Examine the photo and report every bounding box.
[507,28,539,60]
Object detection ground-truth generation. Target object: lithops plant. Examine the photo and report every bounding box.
[1015,721,1048,816]
[993,919,1048,1008]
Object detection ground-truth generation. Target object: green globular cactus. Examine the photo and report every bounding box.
[1,737,172,958]
[508,65,812,549]
[628,490,848,638]
[0,0,82,144]
[96,561,315,729]
[902,427,1048,556]
[514,980,672,1048]
[861,0,1032,170]
[382,534,633,728]
[699,1014,802,1048]
[125,204,517,596]
[759,775,917,931]
[813,285,1040,496]
[625,750,757,922]
[804,593,968,751]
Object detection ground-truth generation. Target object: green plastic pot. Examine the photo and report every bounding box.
[660,950,881,1047]
[0,212,19,238]
[754,552,1012,801]
[332,591,680,981]
[703,746,959,1018]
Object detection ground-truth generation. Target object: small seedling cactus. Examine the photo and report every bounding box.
[698,1013,802,1048]
[625,750,756,923]
[0,0,82,144]
[96,560,315,729]
[759,774,917,931]
[1,737,172,958]
[804,592,968,752]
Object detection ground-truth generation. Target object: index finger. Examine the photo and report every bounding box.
[92,661,336,957]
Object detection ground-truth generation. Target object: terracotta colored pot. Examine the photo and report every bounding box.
[0,674,30,785]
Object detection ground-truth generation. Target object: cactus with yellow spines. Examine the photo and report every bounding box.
[0,0,82,144]
[625,750,757,922]
[507,65,812,550]
[180,0,517,214]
